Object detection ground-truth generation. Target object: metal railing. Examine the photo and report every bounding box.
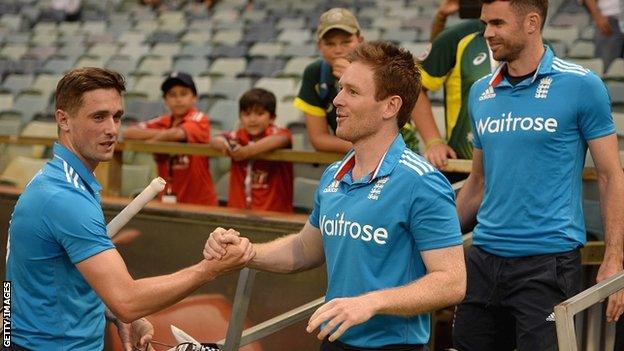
[215,268,324,350]
[555,271,624,351]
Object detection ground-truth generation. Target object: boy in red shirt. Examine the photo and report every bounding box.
[210,88,294,212]
[123,71,218,205]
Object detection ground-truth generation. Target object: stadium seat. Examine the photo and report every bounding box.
[277,17,305,30]
[254,77,297,102]
[151,43,182,57]
[242,25,278,44]
[570,58,604,76]
[27,45,57,61]
[567,40,595,59]
[172,56,210,77]
[293,177,319,211]
[280,56,316,77]
[0,90,13,111]
[135,55,172,76]
[281,43,317,58]
[248,42,284,58]
[74,55,107,69]
[381,28,418,43]
[0,156,47,188]
[212,29,243,46]
[105,55,138,76]
[12,91,49,124]
[20,120,57,138]
[181,31,210,45]
[0,111,21,136]
[604,58,624,80]
[208,58,247,78]
[121,164,154,197]
[180,43,213,58]
[1,74,34,96]
[40,55,76,74]
[210,77,251,100]
[211,44,248,59]
[277,29,313,44]
[87,43,121,61]
[242,57,285,78]
[276,103,303,128]
[209,99,239,131]
[133,75,167,100]
[607,81,624,105]
[543,26,579,48]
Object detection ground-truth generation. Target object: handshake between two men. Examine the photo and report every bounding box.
[202,226,376,343]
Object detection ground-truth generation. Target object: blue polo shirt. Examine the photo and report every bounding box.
[6,143,115,350]
[468,46,615,257]
[309,135,462,347]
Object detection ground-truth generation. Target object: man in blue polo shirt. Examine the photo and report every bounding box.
[454,1,624,350]
[204,41,466,350]
[5,67,254,351]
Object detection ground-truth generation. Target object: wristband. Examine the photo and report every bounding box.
[425,138,446,151]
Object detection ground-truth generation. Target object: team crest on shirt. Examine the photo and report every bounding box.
[479,86,496,101]
[323,180,340,193]
[367,176,389,200]
[535,77,552,99]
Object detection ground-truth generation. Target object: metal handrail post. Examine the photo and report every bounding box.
[217,296,326,347]
[221,268,257,351]
[555,271,624,351]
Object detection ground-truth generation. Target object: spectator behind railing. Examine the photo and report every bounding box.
[210,88,294,213]
[292,8,419,154]
[582,0,624,70]
[123,71,218,206]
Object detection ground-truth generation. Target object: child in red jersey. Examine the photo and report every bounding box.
[210,88,294,212]
[123,71,218,205]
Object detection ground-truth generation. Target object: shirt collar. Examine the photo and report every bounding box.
[489,45,553,88]
[53,142,101,195]
[333,134,405,183]
[236,124,275,145]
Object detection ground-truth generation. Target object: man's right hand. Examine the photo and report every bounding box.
[425,143,457,169]
[203,227,255,272]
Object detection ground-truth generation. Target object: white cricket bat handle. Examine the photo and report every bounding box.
[107,177,166,237]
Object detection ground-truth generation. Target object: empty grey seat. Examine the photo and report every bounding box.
[208,99,239,131]
[281,43,317,58]
[105,55,138,76]
[2,74,34,96]
[180,44,213,58]
[293,177,319,212]
[40,55,76,74]
[13,91,49,124]
[607,81,624,105]
[210,77,251,100]
[125,99,167,121]
[211,44,248,59]
[241,57,285,78]
[172,56,210,77]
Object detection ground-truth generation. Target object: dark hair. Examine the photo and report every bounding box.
[239,88,276,117]
[481,0,548,29]
[347,41,421,129]
[56,67,126,114]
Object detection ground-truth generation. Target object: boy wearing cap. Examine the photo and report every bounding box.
[123,71,218,205]
[294,8,418,154]
[210,88,294,213]
[293,7,364,153]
